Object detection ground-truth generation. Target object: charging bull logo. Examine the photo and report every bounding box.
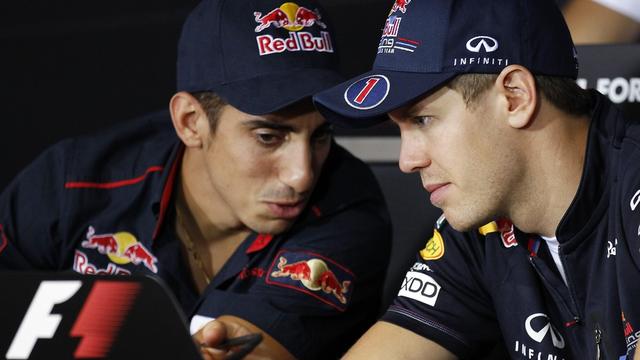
[81,226,158,273]
[390,0,411,14]
[267,251,354,311]
[254,2,326,32]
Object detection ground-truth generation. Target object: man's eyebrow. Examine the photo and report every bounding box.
[406,104,431,117]
[313,122,333,133]
[242,119,295,132]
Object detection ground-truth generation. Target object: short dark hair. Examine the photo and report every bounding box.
[189,91,228,131]
[447,73,592,117]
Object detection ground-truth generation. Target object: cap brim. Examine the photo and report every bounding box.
[214,68,344,115]
[313,70,457,128]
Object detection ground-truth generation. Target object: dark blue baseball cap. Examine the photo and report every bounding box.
[177,0,343,115]
[313,0,579,127]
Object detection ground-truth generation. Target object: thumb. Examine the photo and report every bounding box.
[195,320,228,360]
[200,320,228,347]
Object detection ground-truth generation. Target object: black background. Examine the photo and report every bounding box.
[0,0,392,191]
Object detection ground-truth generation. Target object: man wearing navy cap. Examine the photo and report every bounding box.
[315,0,640,359]
[0,0,391,358]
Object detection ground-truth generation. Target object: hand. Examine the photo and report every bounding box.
[194,316,253,360]
[192,315,295,360]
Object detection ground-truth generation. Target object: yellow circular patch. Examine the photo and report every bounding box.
[420,229,445,261]
[280,2,304,31]
[107,232,138,264]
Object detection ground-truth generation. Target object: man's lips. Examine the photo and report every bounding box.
[424,183,450,205]
[264,200,306,219]
[424,183,448,193]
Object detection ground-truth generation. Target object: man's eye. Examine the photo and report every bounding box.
[413,116,434,127]
[256,132,282,145]
[313,129,333,144]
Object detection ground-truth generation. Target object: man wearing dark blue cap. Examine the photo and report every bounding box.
[0,0,391,358]
[314,0,640,359]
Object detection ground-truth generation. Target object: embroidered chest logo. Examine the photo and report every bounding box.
[525,313,565,349]
[514,313,567,359]
[607,238,618,258]
[623,312,640,353]
[623,312,634,337]
[630,188,640,211]
[266,250,354,311]
[80,226,158,273]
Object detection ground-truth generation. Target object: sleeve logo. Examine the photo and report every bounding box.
[398,271,441,306]
[266,250,354,311]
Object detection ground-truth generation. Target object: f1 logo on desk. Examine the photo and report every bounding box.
[6,280,139,359]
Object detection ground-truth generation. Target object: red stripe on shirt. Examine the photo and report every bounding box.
[0,224,8,254]
[65,166,164,189]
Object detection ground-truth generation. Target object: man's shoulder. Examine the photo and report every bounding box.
[63,110,178,181]
[4,111,176,193]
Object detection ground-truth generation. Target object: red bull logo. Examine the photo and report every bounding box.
[378,8,419,54]
[253,3,333,56]
[623,312,634,337]
[73,250,131,275]
[254,2,326,32]
[390,0,411,14]
[267,251,354,310]
[80,226,158,273]
[497,218,517,248]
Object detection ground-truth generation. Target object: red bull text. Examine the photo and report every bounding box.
[254,3,332,56]
[256,31,333,56]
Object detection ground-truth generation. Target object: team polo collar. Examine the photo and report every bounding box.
[555,91,622,246]
[151,143,184,241]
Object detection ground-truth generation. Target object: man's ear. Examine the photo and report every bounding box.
[169,91,209,148]
[495,65,538,129]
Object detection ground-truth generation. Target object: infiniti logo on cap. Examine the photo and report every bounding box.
[466,36,498,53]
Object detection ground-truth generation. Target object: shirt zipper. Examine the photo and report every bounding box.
[594,323,602,360]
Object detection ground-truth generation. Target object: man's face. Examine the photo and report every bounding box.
[388,86,524,231]
[195,101,332,235]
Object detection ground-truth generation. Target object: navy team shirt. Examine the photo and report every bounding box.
[0,111,391,359]
[383,92,640,360]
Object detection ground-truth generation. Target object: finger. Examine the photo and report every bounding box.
[201,320,228,347]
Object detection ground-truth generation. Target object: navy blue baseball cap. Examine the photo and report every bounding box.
[177,0,342,115]
[313,0,579,127]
